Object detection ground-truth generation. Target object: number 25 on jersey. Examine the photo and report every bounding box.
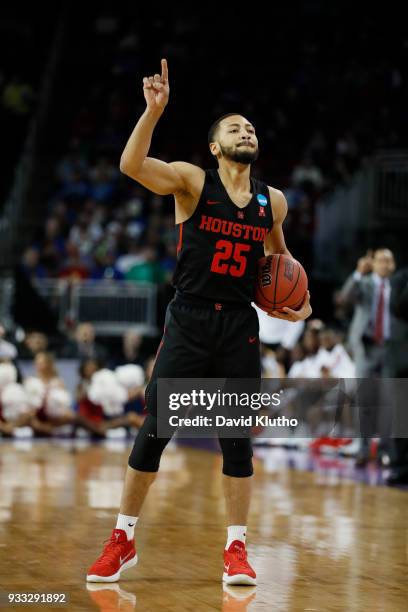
[210,240,251,277]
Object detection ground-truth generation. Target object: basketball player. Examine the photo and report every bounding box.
[87,59,312,585]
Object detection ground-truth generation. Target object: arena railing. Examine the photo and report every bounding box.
[313,149,408,282]
[0,279,158,337]
[373,151,408,221]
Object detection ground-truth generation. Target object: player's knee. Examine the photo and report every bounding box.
[223,456,253,478]
[219,438,254,478]
[128,414,170,472]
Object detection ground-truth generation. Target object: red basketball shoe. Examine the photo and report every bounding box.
[223,540,257,585]
[86,529,137,582]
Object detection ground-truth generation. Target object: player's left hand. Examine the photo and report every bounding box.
[268,290,312,321]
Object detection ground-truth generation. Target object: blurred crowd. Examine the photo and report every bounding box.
[4,244,408,485]
[0,334,149,439]
[0,316,353,445]
[23,165,177,285]
[15,4,406,285]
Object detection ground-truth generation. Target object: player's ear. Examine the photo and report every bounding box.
[209,142,219,157]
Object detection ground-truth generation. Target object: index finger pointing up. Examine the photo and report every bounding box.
[161,58,168,82]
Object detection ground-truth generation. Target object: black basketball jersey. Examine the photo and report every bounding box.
[172,169,273,304]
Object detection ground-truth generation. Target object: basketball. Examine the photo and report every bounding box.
[254,254,308,313]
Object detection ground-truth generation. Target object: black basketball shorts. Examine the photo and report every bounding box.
[145,292,261,417]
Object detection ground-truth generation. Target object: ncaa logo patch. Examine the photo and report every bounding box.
[257,194,268,206]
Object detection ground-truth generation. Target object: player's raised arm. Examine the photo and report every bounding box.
[120,59,202,197]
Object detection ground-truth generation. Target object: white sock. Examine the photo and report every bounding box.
[115,514,138,541]
[225,525,247,550]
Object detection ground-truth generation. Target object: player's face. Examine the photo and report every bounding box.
[217,116,259,164]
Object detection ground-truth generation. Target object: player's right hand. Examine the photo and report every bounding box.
[356,249,373,275]
[143,59,169,113]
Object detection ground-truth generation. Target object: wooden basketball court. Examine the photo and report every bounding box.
[0,439,407,611]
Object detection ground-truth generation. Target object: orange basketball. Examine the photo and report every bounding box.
[254,254,308,313]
